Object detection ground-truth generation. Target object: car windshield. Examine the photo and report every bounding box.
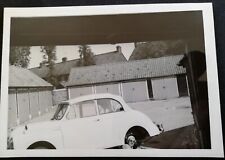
[52,103,69,120]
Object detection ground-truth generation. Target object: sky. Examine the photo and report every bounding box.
[28,43,135,68]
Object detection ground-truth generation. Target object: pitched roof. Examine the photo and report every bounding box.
[94,51,127,65]
[9,65,53,88]
[29,59,78,78]
[66,55,186,87]
[29,50,127,78]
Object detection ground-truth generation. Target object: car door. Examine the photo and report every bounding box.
[61,100,103,149]
[96,98,126,148]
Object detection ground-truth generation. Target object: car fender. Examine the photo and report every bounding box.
[12,128,64,149]
[134,110,161,136]
[120,110,161,140]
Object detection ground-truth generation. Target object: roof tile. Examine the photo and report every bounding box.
[66,55,186,87]
[9,66,53,87]
[29,51,127,78]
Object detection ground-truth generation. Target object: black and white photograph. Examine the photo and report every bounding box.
[0,3,223,157]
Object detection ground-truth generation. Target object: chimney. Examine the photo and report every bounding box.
[62,57,67,62]
[116,46,122,53]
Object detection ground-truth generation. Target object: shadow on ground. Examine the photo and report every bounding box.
[142,125,200,149]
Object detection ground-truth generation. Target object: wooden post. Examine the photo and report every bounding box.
[186,52,204,148]
[179,50,210,149]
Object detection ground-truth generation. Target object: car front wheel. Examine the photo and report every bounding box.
[32,146,49,149]
[27,141,56,149]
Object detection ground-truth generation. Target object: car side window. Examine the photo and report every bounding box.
[97,98,124,115]
[111,99,124,112]
[76,100,97,118]
[66,104,76,120]
[97,99,114,115]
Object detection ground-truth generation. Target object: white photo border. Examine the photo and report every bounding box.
[0,3,224,157]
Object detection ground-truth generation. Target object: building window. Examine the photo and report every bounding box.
[177,74,188,97]
[147,79,153,99]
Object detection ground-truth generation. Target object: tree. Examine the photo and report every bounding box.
[129,40,185,60]
[40,46,58,87]
[10,46,31,68]
[77,45,95,66]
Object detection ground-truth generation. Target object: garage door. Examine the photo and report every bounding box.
[152,77,179,100]
[69,86,93,99]
[122,81,148,102]
[96,83,120,96]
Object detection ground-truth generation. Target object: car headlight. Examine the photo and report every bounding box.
[153,121,164,133]
[7,137,14,149]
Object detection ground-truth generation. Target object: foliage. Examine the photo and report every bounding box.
[40,46,58,87]
[10,46,31,68]
[77,45,95,66]
[41,46,57,67]
[129,40,185,60]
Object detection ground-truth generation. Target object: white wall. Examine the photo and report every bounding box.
[69,86,93,99]
[52,88,68,105]
[39,90,53,114]
[17,92,30,124]
[8,88,53,128]
[29,91,39,118]
[8,94,17,129]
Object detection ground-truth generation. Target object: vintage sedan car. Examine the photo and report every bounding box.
[8,93,161,149]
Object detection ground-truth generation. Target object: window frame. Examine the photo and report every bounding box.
[67,99,98,119]
[65,103,77,120]
[96,98,124,115]
[67,98,125,119]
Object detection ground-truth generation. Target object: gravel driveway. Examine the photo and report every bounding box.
[128,97,194,131]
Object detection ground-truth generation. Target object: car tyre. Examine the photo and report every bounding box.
[32,146,49,149]
[27,141,56,149]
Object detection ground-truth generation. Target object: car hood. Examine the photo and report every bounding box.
[10,120,62,138]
